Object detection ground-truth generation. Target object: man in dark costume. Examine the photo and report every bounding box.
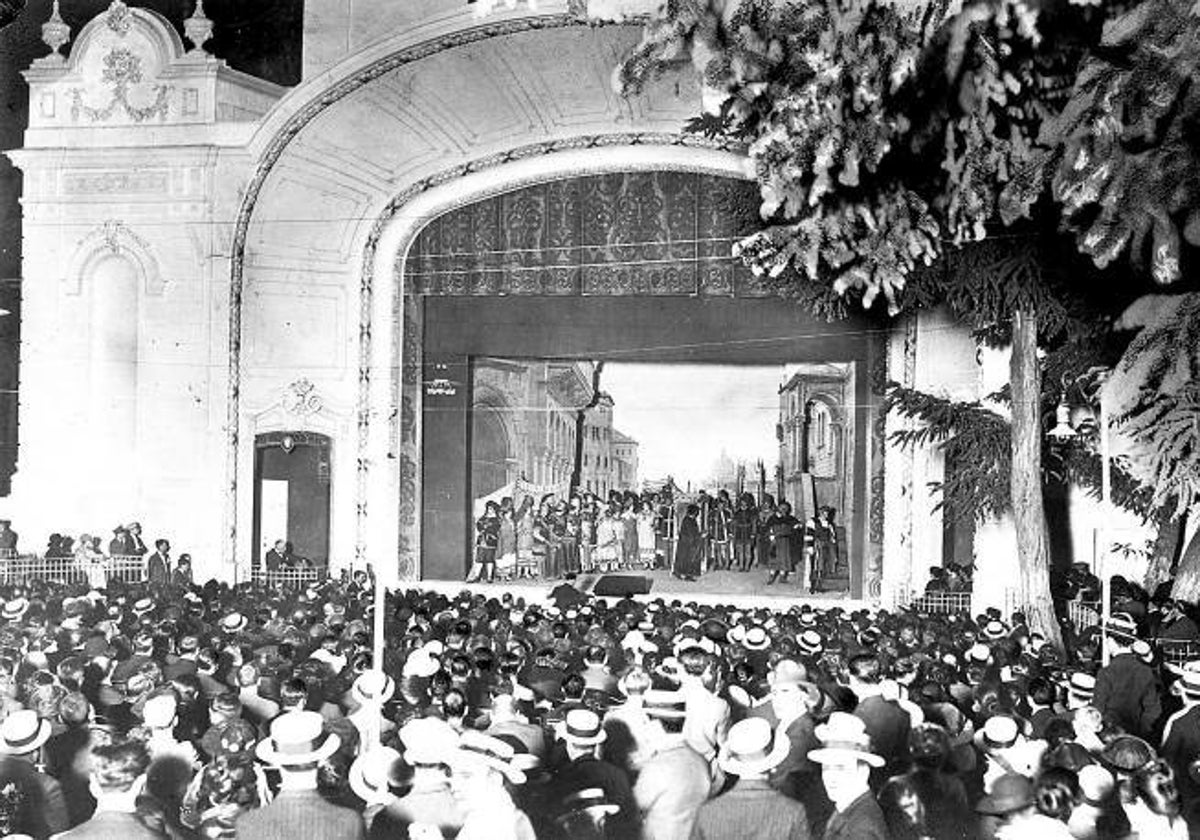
[672,504,703,582]
[765,501,799,586]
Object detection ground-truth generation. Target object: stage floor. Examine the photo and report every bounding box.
[420,568,868,613]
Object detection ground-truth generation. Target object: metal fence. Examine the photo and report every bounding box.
[1066,599,1102,632]
[906,590,974,616]
[0,554,147,585]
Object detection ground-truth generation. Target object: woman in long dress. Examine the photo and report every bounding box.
[621,501,638,570]
[593,505,621,573]
[515,497,535,578]
[75,533,107,590]
[496,502,517,581]
[672,504,703,581]
[636,503,656,569]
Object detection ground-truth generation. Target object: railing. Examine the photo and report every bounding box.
[1155,639,1200,667]
[249,565,328,588]
[1065,599,1102,632]
[0,554,146,585]
[907,590,974,616]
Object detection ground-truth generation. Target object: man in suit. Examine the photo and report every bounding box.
[109,525,136,557]
[264,539,290,572]
[236,710,364,839]
[0,519,17,554]
[690,717,808,839]
[549,709,640,839]
[809,713,889,840]
[0,710,71,836]
[1162,665,1200,825]
[848,654,911,790]
[56,737,165,838]
[1093,612,1162,741]
[127,521,148,556]
[146,539,170,585]
[633,690,711,840]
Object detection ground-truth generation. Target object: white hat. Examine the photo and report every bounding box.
[220,613,248,634]
[255,711,340,766]
[142,693,178,729]
[558,709,606,747]
[348,747,403,805]
[399,717,459,765]
[809,712,885,768]
[742,626,770,650]
[0,710,51,755]
[351,671,395,706]
[1,598,29,622]
[132,598,155,617]
[1066,672,1096,701]
[717,718,789,776]
[450,730,526,784]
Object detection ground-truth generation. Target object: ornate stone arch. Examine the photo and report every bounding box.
[64,220,164,297]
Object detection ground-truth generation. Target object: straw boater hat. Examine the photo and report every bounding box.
[255,710,341,766]
[351,671,395,706]
[809,712,885,768]
[399,717,459,765]
[718,718,790,776]
[973,715,1021,752]
[1104,612,1139,641]
[796,630,824,657]
[1066,672,1096,703]
[558,709,607,747]
[220,613,248,634]
[641,689,688,721]
[981,620,1009,642]
[561,788,620,819]
[348,747,404,805]
[450,730,527,784]
[132,598,155,618]
[1,598,29,622]
[742,626,770,651]
[0,710,51,755]
[1176,664,1200,701]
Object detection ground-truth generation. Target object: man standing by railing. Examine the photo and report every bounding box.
[146,539,171,586]
[0,519,16,558]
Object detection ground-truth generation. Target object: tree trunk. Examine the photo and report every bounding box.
[1172,509,1200,601]
[1143,499,1181,593]
[1010,305,1063,647]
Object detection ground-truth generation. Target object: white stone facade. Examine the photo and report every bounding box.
[0,0,1062,596]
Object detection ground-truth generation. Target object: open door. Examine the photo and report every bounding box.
[252,431,331,569]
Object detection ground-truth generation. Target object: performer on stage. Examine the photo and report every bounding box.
[710,490,732,570]
[672,504,703,582]
[764,500,799,586]
[732,493,757,572]
[755,494,776,575]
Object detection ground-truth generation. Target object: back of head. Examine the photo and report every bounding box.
[91,738,151,793]
[1035,767,1080,822]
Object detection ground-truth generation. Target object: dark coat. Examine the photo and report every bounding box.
[674,514,703,577]
[234,788,365,840]
[854,695,911,789]
[550,754,640,839]
[146,552,169,585]
[1162,703,1200,807]
[1093,651,1162,741]
[690,778,809,840]
[822,791,889,840]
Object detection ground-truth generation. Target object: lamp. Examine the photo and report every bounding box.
[280,434,295,453]
[1048,402,1077,440]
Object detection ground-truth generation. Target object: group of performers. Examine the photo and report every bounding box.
[468,485,842,590]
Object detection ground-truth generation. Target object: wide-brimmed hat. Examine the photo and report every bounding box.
[981,620,1008,641]
[450,730,526,784]
[255,710,340,766]
[1177,664,1200,699]
[558,709,607,746]
[399,717,458,765]
[974,715,1021,752]
[975,772,1035,815]
[768,659,822,708]
[1,598,29,622]
[132,598,155,617]
[1099,735,1155,775]
[810,712,885,768]
[742,626,770,650]
[348,747,405,805]
[351,671,395,706]
[718,717,789,776]
[0,710,51,755]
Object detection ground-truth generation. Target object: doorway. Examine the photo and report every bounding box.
[252,431,332,569]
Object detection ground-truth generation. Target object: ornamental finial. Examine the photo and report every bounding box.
[184,0,214,55]
[41,0,70,62]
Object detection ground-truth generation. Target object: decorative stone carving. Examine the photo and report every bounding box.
[69,48,171,123]
[282,379,324,417]
[106,1,134,36]
[184,0,214,55]
[41,1,70,62]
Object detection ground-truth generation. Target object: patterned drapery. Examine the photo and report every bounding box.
[408,172,769,297]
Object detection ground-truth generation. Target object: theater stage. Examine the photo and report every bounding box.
[419,568,870,613]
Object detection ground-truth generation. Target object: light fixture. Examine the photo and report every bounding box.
[1048,402,1077,440]
[280,434,295,453]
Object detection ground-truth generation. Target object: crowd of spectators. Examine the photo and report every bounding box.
[0,562,1193,838]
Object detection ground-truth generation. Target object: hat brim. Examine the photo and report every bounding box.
[255,731,341,766]
[742,638,770,651]
[808,746,885,768]
[972,731,1019,753]
[718,734,790,776]
[0,718,51,755]
[449,748,526,784]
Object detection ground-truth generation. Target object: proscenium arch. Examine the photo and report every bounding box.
[364,144,753,580]
[228,12,717,570]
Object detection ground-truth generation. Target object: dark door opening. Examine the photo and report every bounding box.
[252,431,331,568]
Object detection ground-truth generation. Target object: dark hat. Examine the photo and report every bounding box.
[1099,735,1156,775]
[975,773,1034,815]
